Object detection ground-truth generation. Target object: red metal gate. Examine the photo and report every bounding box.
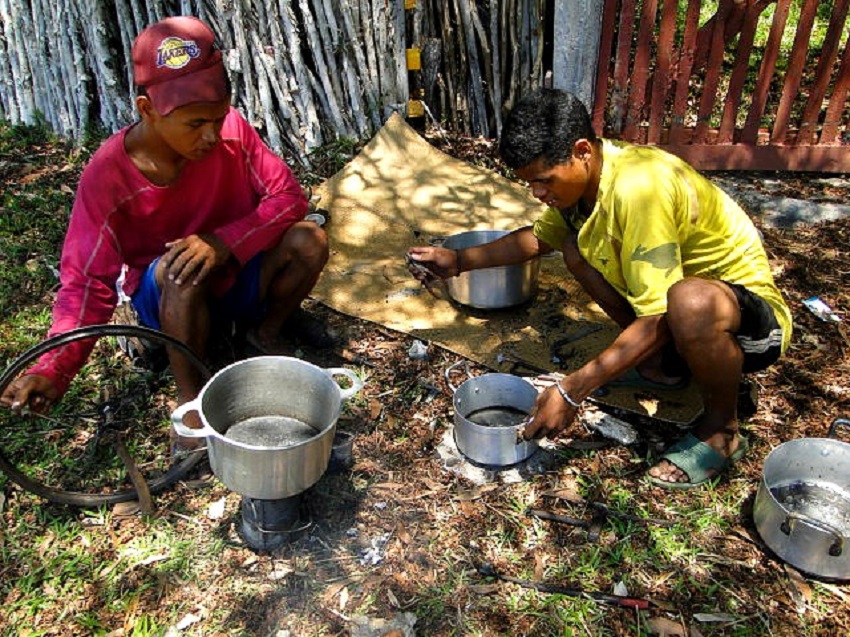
[592,0,850,172]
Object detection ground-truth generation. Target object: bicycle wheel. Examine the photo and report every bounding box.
[0,324,212,507]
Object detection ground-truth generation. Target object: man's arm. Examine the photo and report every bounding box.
[211,111,308,266]
[408,226,549,280]
[562,231,636,329]
[525,313,671,439]
[18,166,125,406]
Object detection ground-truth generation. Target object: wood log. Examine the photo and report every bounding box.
[2,0,38,124]
[488,0,503,135]
[300,0,350,135]
[315,0,368,136]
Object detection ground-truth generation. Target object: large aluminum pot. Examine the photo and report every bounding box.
[171,356,362,499]
[442,230,540,309]
[753,418,850,580]
[446,362,539,466]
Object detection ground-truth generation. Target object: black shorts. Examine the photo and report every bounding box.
[662,281,784,376]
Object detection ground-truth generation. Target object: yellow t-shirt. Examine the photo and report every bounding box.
[533,139,792,353]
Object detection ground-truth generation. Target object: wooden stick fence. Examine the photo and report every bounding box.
[0,0,551,165]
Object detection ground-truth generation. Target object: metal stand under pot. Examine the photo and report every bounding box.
[237,431,355,552]
[239,493,309,552]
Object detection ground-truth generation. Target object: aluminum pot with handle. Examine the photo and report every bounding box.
[753,418,850,580]
[171,356,362,499]
[446,361,539,466]
[441,230,540,309]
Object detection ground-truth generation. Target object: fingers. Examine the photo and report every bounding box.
[164,239,212,285]
[1,378,51,415]
[406,247,454,279]
[521,414,542,440]
[406,258,437,283]
[522,386,576,440]
[2,382,32,414]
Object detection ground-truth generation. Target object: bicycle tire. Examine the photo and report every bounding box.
[0,324,212,507]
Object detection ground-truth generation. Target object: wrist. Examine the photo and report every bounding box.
[555,381,583,408]
[453,249,463,277]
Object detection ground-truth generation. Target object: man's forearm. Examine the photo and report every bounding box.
[460,226,546,271]
[564,314,671,400]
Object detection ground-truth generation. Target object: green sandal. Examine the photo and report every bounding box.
[647,433,749,490]
[603,367,689,392]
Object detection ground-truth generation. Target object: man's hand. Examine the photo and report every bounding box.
[162,234,231,286]
[0,374,59,415]
[523,383,578,440]
[406,246,459,281]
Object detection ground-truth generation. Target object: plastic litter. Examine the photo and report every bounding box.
[803,296,842,322]
[407,340,429,360]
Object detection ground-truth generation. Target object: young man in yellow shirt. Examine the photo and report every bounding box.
[409,88,791,489]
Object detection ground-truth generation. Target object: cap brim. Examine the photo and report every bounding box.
[146,60,228,116]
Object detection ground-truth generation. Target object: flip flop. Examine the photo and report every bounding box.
[603,367,689,392]
[647,433,750,490]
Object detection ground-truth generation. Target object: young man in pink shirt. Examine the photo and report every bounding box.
[1,17,330,429]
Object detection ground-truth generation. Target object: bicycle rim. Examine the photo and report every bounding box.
[0,324,211,507]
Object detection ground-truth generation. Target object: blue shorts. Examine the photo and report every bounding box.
[131,254,264,330]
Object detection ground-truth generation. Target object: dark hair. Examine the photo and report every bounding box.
[499,88,597,169]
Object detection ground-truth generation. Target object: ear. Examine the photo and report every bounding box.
[572,139,593,161]
[135,95,157,122]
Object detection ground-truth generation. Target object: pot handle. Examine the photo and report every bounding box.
[780,511,844,557]
[444,360,473,393]
[325,368,364,401]
[170,399,213,439]
[828,417,850,440]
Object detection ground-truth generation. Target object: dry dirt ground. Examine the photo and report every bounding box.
[258,143,850,635]
[1,128,849,636]
[205,146,850,635]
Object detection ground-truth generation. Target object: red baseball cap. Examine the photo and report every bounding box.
[132,16,228,116]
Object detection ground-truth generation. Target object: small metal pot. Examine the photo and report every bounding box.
[446,362,539,466]
[171,356,362,499]
[442,230,540,309]
[753,418,850,580]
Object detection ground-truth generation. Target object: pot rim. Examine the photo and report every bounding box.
[177,355,345,450]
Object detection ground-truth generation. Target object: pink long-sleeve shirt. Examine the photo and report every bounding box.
[29,107,308,394]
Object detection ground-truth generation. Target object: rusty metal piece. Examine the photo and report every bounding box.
[528,502,674,540]
[477,562,653,609]
[550,325,603,369]
[495,351,550,376]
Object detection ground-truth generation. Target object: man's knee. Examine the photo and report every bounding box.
[279,222,329,269]
[666,278,738,337]
[159,272,211,308]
